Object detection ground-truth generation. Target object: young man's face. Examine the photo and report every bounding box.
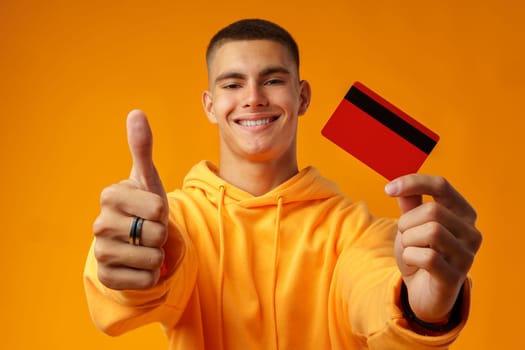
[203,39,310,164]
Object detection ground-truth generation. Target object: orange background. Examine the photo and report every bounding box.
[1,0,523,348]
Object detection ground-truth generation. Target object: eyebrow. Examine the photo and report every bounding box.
[214,66,291,84]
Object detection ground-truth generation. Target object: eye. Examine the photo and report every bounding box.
[223,83,241,89]
[264,78,284,86]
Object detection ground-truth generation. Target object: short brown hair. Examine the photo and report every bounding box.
[206,19,300,71]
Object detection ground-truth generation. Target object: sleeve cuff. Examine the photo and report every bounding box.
[399,281,465,335]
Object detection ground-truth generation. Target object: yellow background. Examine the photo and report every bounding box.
[1,0,523,348]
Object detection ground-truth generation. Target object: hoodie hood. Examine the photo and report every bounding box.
[182,160,342,207]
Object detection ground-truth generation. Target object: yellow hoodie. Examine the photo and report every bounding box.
[84,161,470,349]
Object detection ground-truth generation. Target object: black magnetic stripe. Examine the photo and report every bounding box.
[345,86,436,154]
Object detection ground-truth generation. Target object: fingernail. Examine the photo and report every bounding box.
[385,181,400,196]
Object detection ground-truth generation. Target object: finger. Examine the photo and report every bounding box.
[386,174,477,223]
[93,212,168,248]
[122,216,168,248]
[396,195,422,214]
[402,247,462,284]
[97,265,161,290]
[401,222,476,273]
[398,201,482,252]
[126,217,168,248]
[99,181,167,222]
[126,109,167,197]
[94,238,165,271]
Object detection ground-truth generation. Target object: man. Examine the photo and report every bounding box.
[84,18,482,349]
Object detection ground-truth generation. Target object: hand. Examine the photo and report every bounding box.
[92,110,170,290]
[385,174,482,323]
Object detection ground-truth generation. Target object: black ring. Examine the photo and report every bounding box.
[129,217,139,244]
[129,216,144,246]
[134,217,144,246]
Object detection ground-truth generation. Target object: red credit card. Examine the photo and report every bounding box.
[321,82,439,180]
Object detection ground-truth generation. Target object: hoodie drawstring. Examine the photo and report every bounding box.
[217,185,226,350]
[272,196,283,349]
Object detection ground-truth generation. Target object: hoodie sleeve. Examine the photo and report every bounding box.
[332,205,471,349]
[83,217,198,336]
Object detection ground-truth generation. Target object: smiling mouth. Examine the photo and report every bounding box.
[236,117,279,127]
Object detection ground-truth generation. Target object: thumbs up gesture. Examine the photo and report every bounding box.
[386,174,482,324]
[93,110,170,290]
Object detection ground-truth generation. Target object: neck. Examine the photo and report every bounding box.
[218,152,299,196]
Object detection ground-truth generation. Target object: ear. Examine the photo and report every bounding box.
[298,80,311,116]
[202,90,218,124]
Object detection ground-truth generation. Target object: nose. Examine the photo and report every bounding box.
[243,82,269,108]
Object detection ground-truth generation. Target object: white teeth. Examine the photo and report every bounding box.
[239,117,274,127]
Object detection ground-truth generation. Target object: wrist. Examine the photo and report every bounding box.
[400,281,464,335]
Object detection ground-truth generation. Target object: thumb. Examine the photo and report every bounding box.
[396,195,422,214]
[126,109,166,197]
[385,180,422,214]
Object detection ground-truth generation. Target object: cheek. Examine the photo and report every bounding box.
[273,87,302,111]
[213,95,237,117]
[280,96,301,114]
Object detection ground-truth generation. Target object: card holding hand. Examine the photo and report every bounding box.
[321,82,440,180]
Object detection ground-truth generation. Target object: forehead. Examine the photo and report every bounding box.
[207,39,298,76]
